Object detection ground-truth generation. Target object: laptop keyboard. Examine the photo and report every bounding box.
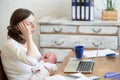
[76,61,95,73]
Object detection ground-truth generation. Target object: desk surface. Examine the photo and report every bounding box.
[55,50,120,80]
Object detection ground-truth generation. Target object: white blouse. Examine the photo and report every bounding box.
[1,38,42,80]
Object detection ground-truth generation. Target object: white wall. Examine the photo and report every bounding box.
[0,0,120,50]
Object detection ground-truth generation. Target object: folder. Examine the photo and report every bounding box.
[79,0,82,20]
[90,0,94,20]
[86,0,94,21]
[80,0,85,20]
[72,0,77,20]
[77,0,80,20]
[85,0,89,20]
[71,0,94,21]
[80,0,92,21]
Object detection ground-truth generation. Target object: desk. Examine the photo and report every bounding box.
[55,50,120,80]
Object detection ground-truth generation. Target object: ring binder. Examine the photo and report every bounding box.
[77,0,80,20]
[72,0,77,20]
[71,0,94,21]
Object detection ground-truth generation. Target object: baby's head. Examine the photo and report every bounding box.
[42,52,57,64]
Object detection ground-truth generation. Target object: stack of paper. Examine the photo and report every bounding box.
[45,73,90,80]
[45,75,66,80]
[83,49,119,58]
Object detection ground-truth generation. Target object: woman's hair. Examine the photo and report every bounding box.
[7,8,34,44]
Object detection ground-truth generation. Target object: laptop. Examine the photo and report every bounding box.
[64,60,95,73]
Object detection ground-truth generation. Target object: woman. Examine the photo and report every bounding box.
[1,8,54,80]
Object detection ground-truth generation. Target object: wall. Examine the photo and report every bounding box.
[0,0,120,50]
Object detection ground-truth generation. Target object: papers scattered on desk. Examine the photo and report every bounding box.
[65,73,90,80]
[45,73,90,80]
[83,49,119,58]
[45,75,66,80]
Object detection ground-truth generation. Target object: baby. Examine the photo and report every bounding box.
[30,52,57,80]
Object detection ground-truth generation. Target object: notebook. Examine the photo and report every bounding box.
[64,60,95,73]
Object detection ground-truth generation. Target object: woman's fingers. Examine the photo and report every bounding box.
[18,22,30,34]
[18,22,26,31]
[17,22,24,34]
[17,22,32,40]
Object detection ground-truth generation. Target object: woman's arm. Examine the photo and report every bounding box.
[18,22,36,58]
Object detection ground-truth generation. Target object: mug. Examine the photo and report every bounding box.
[73,46,84,59]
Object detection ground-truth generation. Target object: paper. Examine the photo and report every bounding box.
[66,73,90,80]
[45,75,67,80]
[89,76,100,80]
[103,72,120,79]
[45,73,90,80]
[83,49,119,58]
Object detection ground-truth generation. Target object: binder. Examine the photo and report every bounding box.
[90,0,94,20]
[82,0,94,21]
[72,0,77,20]
[71,0,94,21]
[85,0,90,20]
[79,0,82,20]
[77,0,80,20]
[80,0,91,21]
[80,0,85,20]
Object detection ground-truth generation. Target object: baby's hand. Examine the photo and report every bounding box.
[31,65,41,74]
[45,66,55,76]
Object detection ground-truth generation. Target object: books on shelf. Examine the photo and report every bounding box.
[72,0,94,21]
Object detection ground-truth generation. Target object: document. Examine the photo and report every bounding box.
[45,73,90,80]
[66,73,90,80]
[83,49,119,58]
[45,75,66,80]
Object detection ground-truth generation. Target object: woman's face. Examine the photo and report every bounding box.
[23,14,36,34]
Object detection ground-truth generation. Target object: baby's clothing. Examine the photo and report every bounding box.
[30,60,57,80]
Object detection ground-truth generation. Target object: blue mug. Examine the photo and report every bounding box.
[73,46,84,59]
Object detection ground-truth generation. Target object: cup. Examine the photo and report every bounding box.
[73,46,84,59]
